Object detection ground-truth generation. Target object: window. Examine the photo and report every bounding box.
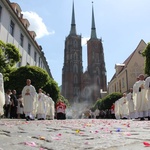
[122,78,125,88]
[74,75,78,84]
[20,33,24,47]
[28,43,31,55]
[0,5,2,22]
[10,20,15,36]
[34,51,37,62]
[73,64,78,73]
[39,57,41,67]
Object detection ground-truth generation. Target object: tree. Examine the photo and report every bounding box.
[4,66,59,102]
[0,40,21,79]
[43,79,60,102]
[142,42,150,75]
[94,92,122,110]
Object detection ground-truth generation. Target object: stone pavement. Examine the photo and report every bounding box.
[0,119,150,150]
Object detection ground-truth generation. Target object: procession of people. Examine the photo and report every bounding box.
[0,77,59,121]
[115,74,150,121]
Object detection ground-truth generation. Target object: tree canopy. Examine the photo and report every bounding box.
[0,40,21,79]
[93,92,122,110]
[142,42,150,75]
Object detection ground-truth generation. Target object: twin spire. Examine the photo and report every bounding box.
[70,1,76,35]
[70,1,97,39]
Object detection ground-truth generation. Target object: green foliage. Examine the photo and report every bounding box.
[43,79,60,103]
[142,42,150,75]
[0,40,21,77]
[5,66,51,93]
[94,92,122,110]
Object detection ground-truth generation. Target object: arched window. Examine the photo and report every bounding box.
[73,64,78,73]
[74,75,78,84]
[96,67,100,75]
[97,77,100,85]
[74,53,78,60]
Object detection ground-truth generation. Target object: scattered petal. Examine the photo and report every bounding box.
[116,128,121,132]
[39,136,45,140]
[21,141,37,147]
[143,141,150,147]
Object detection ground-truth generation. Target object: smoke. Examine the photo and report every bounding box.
[65,84,100,119]
[66,101,92,119]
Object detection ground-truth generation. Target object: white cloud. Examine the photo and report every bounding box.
[82,37,90,46]
[22,11,55,39]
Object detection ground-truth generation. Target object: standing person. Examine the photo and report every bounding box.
[114,100,120,119]
[133,77,140,119]
[46,93,55,120]
[0,73,5,117]
[56,99,66,120]
[135,74,148,120]
[120,93,129,119]
[22,79,37,121]
[4,89,12,118]
[145,76,150,120]
[36,88,46,120]
[17,95,24,119]
[10,90,18,118]
[127,88,135,119]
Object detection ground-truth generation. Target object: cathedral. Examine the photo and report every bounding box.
[61,2,107,105]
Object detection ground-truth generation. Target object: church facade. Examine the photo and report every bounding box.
[61,3,107,105]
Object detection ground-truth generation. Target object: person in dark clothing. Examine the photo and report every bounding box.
[10,90,18,118]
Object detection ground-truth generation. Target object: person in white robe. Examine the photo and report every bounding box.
[132,77,140,119]
[36,88,47,120]
[22,79,37,121]
[134,74,148,120]
[0,73,5,117]
[114,100,120,119]
[120,93,129,119]
[46,94,55,120]
[145,76,150,120]
[127,88,135,119]
[94,108,100,119]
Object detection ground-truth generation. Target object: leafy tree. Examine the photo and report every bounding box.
[0,40,21,79]
[94,92,122,110]
[142,42,150,75]
[43,79,60,103]
[4,66,55,95]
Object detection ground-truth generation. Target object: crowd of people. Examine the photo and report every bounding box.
[0,75,67,121]
[114,74,150,121]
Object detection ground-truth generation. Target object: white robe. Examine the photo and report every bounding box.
[133,81,139,112]
[119,96,129,118]
[145,77,150,116]
[22,85,37,116]
[36,92,46,119]
[0,73,5,116]
[46,96,55,119]
[127,92,135,119]
[134,80,148,118]
[114,100,120,119]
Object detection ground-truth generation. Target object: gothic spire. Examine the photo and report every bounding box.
[91,2,97,39]
[70,1,76,35]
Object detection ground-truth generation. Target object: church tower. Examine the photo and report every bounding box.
[61,2,83,104]
[87,3,107,101]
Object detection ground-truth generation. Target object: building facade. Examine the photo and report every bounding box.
[0,0,52,77]
[62,3,107,105]
[108,40,147,94]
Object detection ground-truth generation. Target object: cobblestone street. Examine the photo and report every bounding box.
[0,119,150,150]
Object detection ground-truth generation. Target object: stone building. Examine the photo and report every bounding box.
[62,3,107,105]
[0,0,52,77]
[108,39,147,94]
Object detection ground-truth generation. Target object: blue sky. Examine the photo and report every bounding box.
[10,0,150,86]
